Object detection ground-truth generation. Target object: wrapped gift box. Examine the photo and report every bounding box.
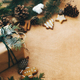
[0,42,25,73]
[0,27,25,73]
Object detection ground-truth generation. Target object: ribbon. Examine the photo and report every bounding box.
[0,27,18,68]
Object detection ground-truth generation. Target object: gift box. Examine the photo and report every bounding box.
[0,26,25,73]
[0,42,25,73]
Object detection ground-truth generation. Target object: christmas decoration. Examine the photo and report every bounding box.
[19,67,38,79]
[0,15,10,27]
[14,5,29,24]
[18,58,29,69]
[8,73,44,80]
[64,3,79,17]
[2,16,9,26]
[6,0,62,25]
[55,14,67,24]
[32,3,44,14]
[22,73,44,80]
[30,16,39,25]
[0,40,24,73]
[38,0,61,25]
[43,19,54,29]
[0,24,24,70]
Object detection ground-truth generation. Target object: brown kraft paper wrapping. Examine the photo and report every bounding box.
[0,42,25,72]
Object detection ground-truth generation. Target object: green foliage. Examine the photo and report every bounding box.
[23,76,29,80]
[2,0,12,3]
[7,0,43,11]
[5,37,18,46]
[13,38,24,50]
[0,2,11,17]
[12,24,21,30]
[8,76,14,80]
[0,2,2,7]
[22,73,44,80]
[3,0,63,24]
[8,73,44,80]
[32,0,43,5]
[0,3,11,17]
[27,0,61,24]
[2,25,24,51]
[5,37,24,50]
[38,0,61,25]
[27,6,37,20]
[39,73,45,80]
[7,0,21,12]
[7,0,31,12]
[2,25,16,36]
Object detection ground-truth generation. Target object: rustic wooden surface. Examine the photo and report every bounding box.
[0,0,80,80]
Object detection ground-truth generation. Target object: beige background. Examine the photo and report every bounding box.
[1,0,80,80]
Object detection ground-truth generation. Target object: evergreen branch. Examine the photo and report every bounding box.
[7,0,25,12]
[31,0,43,5]
[23,73,44,80]
[13,39,24,51]
[0,7,11,16]
[26,6,37,20]
[2,24,24,51]
[5,0,63,25]
[0,2,2,7]
[5,37,24,50]
[8,76,14,80]
[12,24,21,30]
[39,73,45,80]
[38,0,61,25]
[7,73,44,80]
[23,76,29,80]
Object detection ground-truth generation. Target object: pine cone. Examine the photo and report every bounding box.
[14,5,29,20]
[18,58,29,69]
[64,4,79,17]
[0,15,10,27]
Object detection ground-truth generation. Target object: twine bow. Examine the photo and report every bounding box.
[0,27,18,68]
